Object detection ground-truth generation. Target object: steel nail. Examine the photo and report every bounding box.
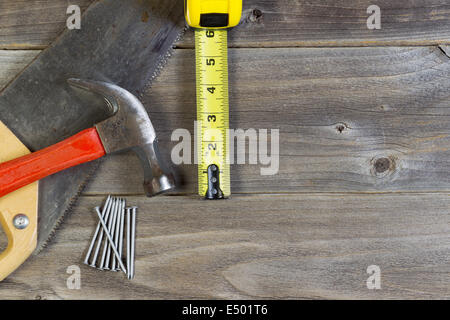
[129,206,137,280]
[104,197,120,270]
[111,198,123,271]
[97,199,114,269]
[116,199,126,271]
[95,207,127,274]
[99,197,118,269]
[89,196,114,267]
[84,196,111,265]
[126,207,131,279]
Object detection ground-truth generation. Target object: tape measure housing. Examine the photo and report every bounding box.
[185,0,242,29]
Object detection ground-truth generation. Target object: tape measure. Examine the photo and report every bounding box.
[195,29,230,199]
[185,0,242,199]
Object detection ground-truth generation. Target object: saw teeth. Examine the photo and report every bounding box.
[35,160,103,253]
[137,26,188,100]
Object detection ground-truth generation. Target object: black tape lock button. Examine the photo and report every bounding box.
[200,13,229,28]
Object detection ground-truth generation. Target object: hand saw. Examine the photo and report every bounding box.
[0,0,185,281]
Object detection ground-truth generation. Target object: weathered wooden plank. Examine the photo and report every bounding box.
[2,1,450,48]
[2,193,450,299]
[0,51,39,88]
[78,46,450,194]
[183,0,450,47]
[0,0,92,49]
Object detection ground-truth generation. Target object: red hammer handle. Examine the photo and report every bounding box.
[0,128,106,198]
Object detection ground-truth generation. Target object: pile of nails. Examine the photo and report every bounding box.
[84,196,137,280]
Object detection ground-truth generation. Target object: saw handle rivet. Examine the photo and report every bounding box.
[13,214,29,230]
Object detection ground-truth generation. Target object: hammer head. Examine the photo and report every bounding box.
[68,78,175,196]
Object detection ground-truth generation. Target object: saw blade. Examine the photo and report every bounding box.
[0,0,185,252]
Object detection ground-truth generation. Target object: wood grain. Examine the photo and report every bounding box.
[2,193,450,299]
[3,1,450,48]
[74,46,450,194]
[0,51,39,89]
[0,0,92,49]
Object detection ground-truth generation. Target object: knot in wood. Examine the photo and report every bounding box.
[336,124,346,133]
[374,157,391,173]
[249,9,263,22]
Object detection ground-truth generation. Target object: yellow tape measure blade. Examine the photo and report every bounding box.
[195,29,231,199]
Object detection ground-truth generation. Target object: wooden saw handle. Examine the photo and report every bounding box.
[0,120,38,281]
[0,128,106,198]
